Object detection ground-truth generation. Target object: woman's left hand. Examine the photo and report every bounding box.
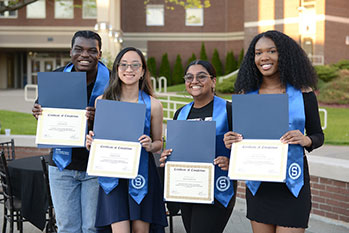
[280,130,312,147]
[139,135,153,152]
[214,156,229,171]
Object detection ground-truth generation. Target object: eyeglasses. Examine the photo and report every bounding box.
[118,63,142,71]
[183,74,211,83]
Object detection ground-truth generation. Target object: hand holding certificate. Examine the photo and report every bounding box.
[228,94,289,182]
[164,120,216,204]
[35,72,87,147]
[86,99,146,178]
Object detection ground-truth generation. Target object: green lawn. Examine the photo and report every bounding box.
[0,110,37,135]
[1,105,348,145]
[319,106,349,145]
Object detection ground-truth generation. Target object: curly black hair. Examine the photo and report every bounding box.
[235,30,317,93]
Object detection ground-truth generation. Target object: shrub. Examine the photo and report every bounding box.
[237,48,244,68]
[200,42,208,61]
[318,71,349,104]
[172,54,184,85]
[314,65,339,82]
[332,59,349,70]
[216,73,238,93]
[147,57,157,78]
[159,53,172,85]
[211,49,223,76]
[186,53,197,67]
[225,51,238,75]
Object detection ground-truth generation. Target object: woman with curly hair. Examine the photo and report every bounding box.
[224,30,324,233]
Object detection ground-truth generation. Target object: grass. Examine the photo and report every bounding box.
[319,106,349,145]
[0,110,37,135]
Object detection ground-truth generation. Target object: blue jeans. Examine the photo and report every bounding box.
[49,166,99,233]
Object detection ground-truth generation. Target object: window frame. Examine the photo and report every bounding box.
[54,0,74,19]
[26,0,46,19]
[82,0,97,19]
[0,0,18,18]
[185,7,204,26]
[146,4,164,26]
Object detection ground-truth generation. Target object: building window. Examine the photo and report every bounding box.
[82,0,96,19]
[0,0,17,18]
[185,8,203,26]
[146,4,164,26]
[55,0,74,19]
[27,0,46,19]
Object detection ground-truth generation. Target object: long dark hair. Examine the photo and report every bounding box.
[103,47,153,100]
[235,30,318,93]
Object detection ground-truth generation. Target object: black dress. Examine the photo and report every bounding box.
[246,92,324,228]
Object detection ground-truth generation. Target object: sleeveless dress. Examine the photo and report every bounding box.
[95,94,167,233]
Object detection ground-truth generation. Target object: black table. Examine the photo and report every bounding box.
[8,155,49,231]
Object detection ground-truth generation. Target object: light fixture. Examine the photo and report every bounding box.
[346,36,349,45]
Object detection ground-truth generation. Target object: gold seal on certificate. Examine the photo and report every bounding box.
[164,161,214,204]
[87,139,142,179]
[228,139,289,182]
[35,108,87,147]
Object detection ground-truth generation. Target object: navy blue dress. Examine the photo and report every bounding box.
[95,154,168,233]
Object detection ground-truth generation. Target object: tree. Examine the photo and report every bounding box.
[0,0,37,14]
[147,57,157,78]
[172,54,184,85]
[200,42,208,61]
[159,53,172,85]
[186,53,197,67]
[211,48,223,76]
[225,51,238,75]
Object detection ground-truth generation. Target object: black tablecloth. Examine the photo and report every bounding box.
[8,155,49,230]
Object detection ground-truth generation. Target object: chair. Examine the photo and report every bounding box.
[153,152,181,233]
[0,139,15,161]
[0,151,26,233]
[40,156,57,233]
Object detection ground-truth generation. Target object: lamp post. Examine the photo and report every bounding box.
[95,0,122,59]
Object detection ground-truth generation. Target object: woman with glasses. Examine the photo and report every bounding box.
[86,47,167,233]
[224,30,324,233]
[159,60,238,233]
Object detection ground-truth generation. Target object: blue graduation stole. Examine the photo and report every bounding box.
[52,62,110,171]
[245,84,305,197]
[177,96,235,207]
[98,91,151,205]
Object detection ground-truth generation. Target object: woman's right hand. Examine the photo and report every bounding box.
[223,131,243,149]
[32,103,42,120]
[86,130,94,151]
[159,149,172,167]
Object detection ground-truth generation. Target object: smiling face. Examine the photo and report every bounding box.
[70,37,101,72]
[254,36,279,79]
[117,51,144,86]
[185,64,216,99]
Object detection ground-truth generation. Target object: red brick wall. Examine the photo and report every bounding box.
[236,177,349,223]
[14,147,50,160]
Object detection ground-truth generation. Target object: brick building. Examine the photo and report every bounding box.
[0,0,348,88]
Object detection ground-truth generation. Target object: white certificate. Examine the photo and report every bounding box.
[35,107,87,147]
[87,139,141,178]
[228,139,289,182]
[164,161,214,204]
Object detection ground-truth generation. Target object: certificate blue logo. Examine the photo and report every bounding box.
[216,176,230,192]
[288,163,301,180]
[131,175,146,189]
